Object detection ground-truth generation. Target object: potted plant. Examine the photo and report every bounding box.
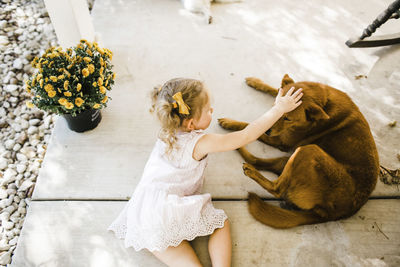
[25,39,115,132]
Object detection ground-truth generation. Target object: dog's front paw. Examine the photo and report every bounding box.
[243,163,258,178]
[245,77,264,89]
[218,118,236,130]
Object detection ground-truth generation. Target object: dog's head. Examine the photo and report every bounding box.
[266,74,330,148]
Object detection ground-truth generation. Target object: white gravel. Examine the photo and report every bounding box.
[0,0,59,265]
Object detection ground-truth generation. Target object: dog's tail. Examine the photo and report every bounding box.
[248,193,325,229]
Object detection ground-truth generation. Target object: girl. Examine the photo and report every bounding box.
[108,78,303,267]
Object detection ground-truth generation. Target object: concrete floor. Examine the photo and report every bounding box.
[12,0,400,266]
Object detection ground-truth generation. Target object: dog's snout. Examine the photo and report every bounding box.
[266,129,271,136]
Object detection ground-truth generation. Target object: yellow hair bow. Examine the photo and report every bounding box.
[172,92,190,115]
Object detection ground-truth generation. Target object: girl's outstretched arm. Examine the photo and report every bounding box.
[193,87,303,160]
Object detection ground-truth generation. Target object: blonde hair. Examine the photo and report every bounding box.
[150,78,208,154]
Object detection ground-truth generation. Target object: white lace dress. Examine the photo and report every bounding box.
[108,130,227,252]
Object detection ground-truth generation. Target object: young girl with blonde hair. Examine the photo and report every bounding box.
[108,78,303,267]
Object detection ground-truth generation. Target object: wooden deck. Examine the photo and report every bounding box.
[11,0,400,266]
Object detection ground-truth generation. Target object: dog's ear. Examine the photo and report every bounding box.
[305,103,330,121]
[281,74,295,88]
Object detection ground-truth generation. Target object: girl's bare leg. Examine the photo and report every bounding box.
[208,220,232,267]
[152,240,202,267]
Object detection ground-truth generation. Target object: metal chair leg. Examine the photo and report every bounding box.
[346,0,400,48]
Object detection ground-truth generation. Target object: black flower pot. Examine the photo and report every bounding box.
[63,109,102,132]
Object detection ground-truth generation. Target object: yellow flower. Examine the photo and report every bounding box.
[50,76,58,82]
[64,91,72,97]
[105,79,108,86]
[44,84,54,92]
[83,57,91,63]
[39,80,44,88]
[97,77,103,86]
[82,68,89,77]
[45,78,48,82]
[48,90,56,98]
[101,96,108,103]
[75,97,84,107]
[26,101,34,108]
[58,88,62,93]
[31,79,36,86]
[86,49,93,56]
[99,86,106,94]
[58,74,65,80]
[64,70,71,77]
[64,80,69,90]
[65,102,74,109]
[100,57,104,66]
[92,82,97,87]
[76,83,82,92]
[99,67,104,74]
[49,61,54,68]
[93,103,101,109]
[98,47,104,55]
[112,73,116,80]
[88,64,95,74]
[36,74,42,81]
[58,98,68,105]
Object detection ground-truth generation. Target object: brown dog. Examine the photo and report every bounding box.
[218,74,379,228]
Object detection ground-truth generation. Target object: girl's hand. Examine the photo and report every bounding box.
[274,87,303,114]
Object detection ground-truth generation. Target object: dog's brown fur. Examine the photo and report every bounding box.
[219,74,379,228]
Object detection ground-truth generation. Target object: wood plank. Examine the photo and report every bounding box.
[12,200,400,267]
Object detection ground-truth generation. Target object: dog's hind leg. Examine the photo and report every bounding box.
[243,163,281,197]
[245,77,278,96]
[238,147,288,174]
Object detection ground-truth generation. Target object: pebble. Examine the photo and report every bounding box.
[27,126,38,135]
[4,85,18,93]
[4,140,15,150]
[16,164,26,173]
[18,180,34,192]
[2,221,14,231]
[0,251,11,265]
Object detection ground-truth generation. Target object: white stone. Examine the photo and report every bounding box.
[18,180,34,192]
[0,157,7,170]
[6,189,16,196]
[12,58,23,70]
[0,251,11,265]
[0,240,10,252]
[12,123,22,132]
[20,119,29,130]
[13,195,20,203]
[16,164,27,174]
[17,207,26,215]
[0,199,11,209]
[4,140,15,150]
[9,236,18,246]
[0,36,8,46]
[2,221,14,230]
[2,169,17,185]
[29,119,41,126]
[0,21,6,30]
[16,153,27,162]
[12,143,21,152]
[27,126,38,135]
[0,212,10,222]
[4,84,18,94]
[0,188,7,199]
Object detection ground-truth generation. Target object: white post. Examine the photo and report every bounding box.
[43,0,95,49]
